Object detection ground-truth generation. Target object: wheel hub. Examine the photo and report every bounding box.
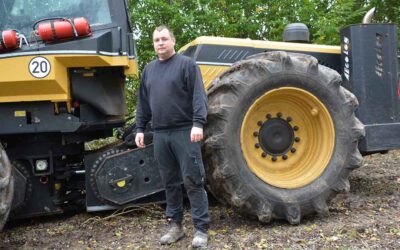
[258,117,294,156]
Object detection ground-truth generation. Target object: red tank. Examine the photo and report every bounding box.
[0,30,19,52]
[37,17,92,42]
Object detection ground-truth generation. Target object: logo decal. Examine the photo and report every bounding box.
[343,36,350,81]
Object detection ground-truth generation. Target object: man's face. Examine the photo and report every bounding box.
[153,29,175,60]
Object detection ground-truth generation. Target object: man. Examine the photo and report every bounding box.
[135,25,209,248]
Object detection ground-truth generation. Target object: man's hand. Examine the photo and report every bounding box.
[135,132,146,148]
[191,127,203,142]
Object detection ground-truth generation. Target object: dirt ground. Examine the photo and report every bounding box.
[1,150,399,250]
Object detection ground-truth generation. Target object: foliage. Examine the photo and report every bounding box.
[125,0,399,115]
[125,76,140,117]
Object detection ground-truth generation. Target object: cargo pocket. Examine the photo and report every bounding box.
[187,154,205,186]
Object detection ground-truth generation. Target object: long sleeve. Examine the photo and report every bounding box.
[135,70,152,133]
[188,61,208,128]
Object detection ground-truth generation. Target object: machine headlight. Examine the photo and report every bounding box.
[35,159,48,171]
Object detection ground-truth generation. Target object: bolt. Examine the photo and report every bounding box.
[282,155,288,160]
[272,156,277,162]
[277,112,282,118]
[290,148,296,153]
[286,116,292,122]
[255,143,260,148]
[293,126,299,131]
[266,113,272,119]
[257,121,263,126]
[311,108,319,116]
[261,152,267,158]
[295,137,301,142]
[253,131,259,137]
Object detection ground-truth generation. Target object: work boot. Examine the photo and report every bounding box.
[192,230,208,248]
[160,222,184,245]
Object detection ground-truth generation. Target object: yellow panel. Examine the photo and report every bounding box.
[124,58,139,77]
[0,54,138,103]
[198,65,229,90]
[179,36,341,54]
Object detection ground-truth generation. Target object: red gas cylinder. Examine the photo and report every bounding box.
[72,17,91,37]
[0,30,19,52]
[37,17,91,42]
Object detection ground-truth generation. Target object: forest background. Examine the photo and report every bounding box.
[125,0,399,115]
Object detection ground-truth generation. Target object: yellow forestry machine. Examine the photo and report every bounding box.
[0,1,399,230]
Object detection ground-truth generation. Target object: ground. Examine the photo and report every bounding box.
[1,150,399,250]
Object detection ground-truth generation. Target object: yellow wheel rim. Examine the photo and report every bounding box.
[240,87,335,189]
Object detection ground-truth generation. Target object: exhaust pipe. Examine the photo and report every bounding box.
[362,7,376,24]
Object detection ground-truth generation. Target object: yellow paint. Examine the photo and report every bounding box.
[0,54,138,104]
[124,58,139,77]
[117,180,126,188]
[179,36,341,54]
[240,87,335,189]
[198,65,229,90]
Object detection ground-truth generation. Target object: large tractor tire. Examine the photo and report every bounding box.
[204,51,365,224]
[0,144,13,230]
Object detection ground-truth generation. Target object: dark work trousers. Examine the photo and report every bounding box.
[153,127,210,233]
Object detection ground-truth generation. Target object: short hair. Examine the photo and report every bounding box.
[154,25,175,40]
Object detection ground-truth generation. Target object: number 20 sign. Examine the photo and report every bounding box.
[29,57,51,78]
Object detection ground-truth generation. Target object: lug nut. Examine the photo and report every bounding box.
[293,126,299,131]
[257,121,263,126]
[272,156,277,162]
[295,137,301,142]
[261,152,267,158]
[253,131,259,137]
[255,143,260,148]
[290,148,296,153]
[266,113,272,119]
[282,155,288,160]
[286,116,292,122]
[277,112,283,118]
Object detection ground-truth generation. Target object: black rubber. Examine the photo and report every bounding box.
[0,144,13,231]
[204,51,365,224]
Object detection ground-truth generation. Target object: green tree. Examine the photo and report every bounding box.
[125,0,399,115]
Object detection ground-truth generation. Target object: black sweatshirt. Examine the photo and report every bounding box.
[136,54,208,132]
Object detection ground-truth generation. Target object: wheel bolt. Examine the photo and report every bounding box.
[295,137,300,142]
[257,121,263,126]
[286,116,292,122]
[253,131,259,137]
[266,113,272,119]
[293,126,299,131]
[282,155,288,160]
[272,156,277,162]
[290,148,296,153]
[255,143,260,148]
[261,152,267,158]
[277,112,282,118]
